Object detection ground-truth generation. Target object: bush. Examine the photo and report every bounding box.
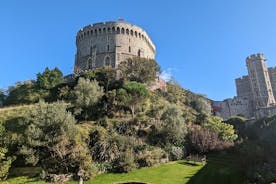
[186,125,232,154]
[0,157,13,180]
[136,147,168,167]
[165,145,185,161]
[0,122,15,180]
[111,149,136,173]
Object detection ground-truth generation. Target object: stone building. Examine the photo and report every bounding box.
[268,67,276,98]
[246,54,275,108]
[74,20,156,73]
[212,53,276,120]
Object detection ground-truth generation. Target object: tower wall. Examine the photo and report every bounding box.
[235,75,252,98]
[74,21,155,73]
[246,53,275,108]
[268,67,276,99]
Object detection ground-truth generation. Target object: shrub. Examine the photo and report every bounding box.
[186,125,232,154]
[111,149,136,173]
[136,147,168,167]
[165,145,185,161]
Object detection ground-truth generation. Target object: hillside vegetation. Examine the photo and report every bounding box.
[0,58,238,183]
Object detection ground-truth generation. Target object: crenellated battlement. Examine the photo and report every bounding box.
[76,21,155,53]
[246,53,265,61]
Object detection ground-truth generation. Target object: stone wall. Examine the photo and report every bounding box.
[246,53,275,107]
[268,67,276,99]
[74,20,155,73]
[255,105,276,119]
[212,96,252,119]
[235,75,252,98]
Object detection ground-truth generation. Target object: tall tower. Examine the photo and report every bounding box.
[74,20,156,73]
[246,53,275,108]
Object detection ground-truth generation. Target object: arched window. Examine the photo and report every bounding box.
[126,29,129,35]
[87,58,93,69]
[99,28,102,34]
[138,49,141,57]
[116,27,120,34]
[135,31,137,37]
[129,46,131,53]
[138,33,141,38]
[108,27,111,33]
[130,30,133,36]
[104,56,111,66]
[90,30,93,35]
[112,27,115,33]
[103,28,106,33]
[121,28,125,34]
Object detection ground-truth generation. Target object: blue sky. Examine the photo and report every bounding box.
[1,0,276,100]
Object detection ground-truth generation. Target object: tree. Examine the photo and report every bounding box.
[83,67,118,92]
[119,57,160,84]
[19,101,94,177]
[0,90,5,106]
[0,122,14,180]
[186,125,220,153]
[117,82,149,118]
[203,116,238,142]
[160,104,188,146]
[73,78,104,119]
[4,81,40,105]
[36,67,64,90]
[190,96,211,115]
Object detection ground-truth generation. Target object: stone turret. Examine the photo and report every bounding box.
[246,53,275,108]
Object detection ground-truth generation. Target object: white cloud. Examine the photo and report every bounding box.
[159,68,175,82]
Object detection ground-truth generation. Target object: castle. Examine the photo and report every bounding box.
[212,53,276,120]
[74,20,156,73]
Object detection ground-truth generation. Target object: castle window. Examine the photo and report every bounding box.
[141,34,144,39]
[105,56,111,66]
[126,29,129,35]
[88,58,93,69]
[107,44,109,51]
[135,31,137,37]
[90,30,93,35]
[138,49,141,57]
[112,27,115,33]
[130,30,133,36]
[99,28,102,34]
[103,28,106,33]
[139,33,141,38]
[108,27,111,33]
[129,46,131,53]
[116,27,120,34]
[121,28,125,34]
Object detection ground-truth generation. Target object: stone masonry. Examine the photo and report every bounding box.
[74,20,156,73]
[212,53,276,120]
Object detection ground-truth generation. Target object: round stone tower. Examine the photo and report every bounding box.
[74,20,156,73]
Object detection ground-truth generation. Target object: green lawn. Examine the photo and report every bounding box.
[1,154,246,184]
[79,161,204,184]
[0,176,47,184]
